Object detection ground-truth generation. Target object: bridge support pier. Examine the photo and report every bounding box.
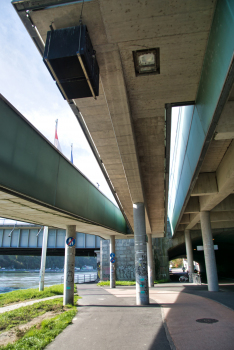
[184,230,194,274]
[134,202,149,305]
[39,226,48,291]
[200,211,219,292]
[110,235,116,288]
[63,225,76,305]
[147,234,154,287]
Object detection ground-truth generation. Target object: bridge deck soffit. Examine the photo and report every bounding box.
[13,0,217,237]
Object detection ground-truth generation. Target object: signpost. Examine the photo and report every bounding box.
[66,237,76,247]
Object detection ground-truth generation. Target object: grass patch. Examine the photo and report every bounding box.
[0,284,77,308]
[97,281,136,286]
[0,297,79,332]
[0,298,78,350]
[154,279,170,284]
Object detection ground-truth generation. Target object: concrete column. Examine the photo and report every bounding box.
[184,230,194,274]
[147,234,154,287]
[39,226,48,291]
[200,211,219,292]
[134,202,149,305]
[110,235,116,288]
[63,225,76,305]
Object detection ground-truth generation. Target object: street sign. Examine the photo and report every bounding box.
[110,253,115,258]
[197,245,218,251]
[110,257,115,263]
[66,237,76,247]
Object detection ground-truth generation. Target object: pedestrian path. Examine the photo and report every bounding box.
[46,284,171,350]
[108,284,234,350]
[0,295,63,314]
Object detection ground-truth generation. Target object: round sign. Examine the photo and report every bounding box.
[110,253,115,258]
[110,257,115,263]
[66,237,76,247]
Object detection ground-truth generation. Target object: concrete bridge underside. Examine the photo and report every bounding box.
[12,0,219,238]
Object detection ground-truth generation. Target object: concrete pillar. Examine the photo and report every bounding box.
[147,234,154,287]
[133,202,149,305]
[94,250,100,280]
[110,235,116,288]
[63,225,76,305]
[39,226,48,291]
[184,230,194,274]
[200,211,219,292]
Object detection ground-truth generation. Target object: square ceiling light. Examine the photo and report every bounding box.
[133,48,160,76]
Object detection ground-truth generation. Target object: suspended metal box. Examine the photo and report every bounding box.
[43,25,99,99]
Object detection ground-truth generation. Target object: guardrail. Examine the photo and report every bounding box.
[61,272,98,284]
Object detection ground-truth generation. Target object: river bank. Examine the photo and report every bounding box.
[0,271,97,294]
[0,285,79,349]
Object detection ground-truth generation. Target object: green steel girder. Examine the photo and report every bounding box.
[170,0,234,235]
[0,94,129,235]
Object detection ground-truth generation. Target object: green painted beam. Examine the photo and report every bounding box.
[169,0,234,235]
[0,94,129,235]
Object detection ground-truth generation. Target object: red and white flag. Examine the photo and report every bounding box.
[54,119,62,152]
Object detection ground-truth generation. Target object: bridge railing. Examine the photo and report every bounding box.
[61,272,98,284]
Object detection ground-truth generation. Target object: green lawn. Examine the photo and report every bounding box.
[0,297,76,332]
[154,279,170,284]
[97,281,136,286]
[98,280,170,286]
[0,297,78,350]
[0,284,76,308]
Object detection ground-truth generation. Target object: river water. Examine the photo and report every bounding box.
[0,271,97,293]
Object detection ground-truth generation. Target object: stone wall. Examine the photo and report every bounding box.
[100,238,135,281]
[100,222,172,281]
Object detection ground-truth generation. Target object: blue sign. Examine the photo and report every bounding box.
[110,253,115,258]
[66,237,76,247]
[110,257,115,263]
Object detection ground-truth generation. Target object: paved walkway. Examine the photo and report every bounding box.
[0,295,63,314]
[3,284,233,349]
[45,283,234,350]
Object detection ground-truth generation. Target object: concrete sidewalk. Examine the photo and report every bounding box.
[46,284,171,350]
[45,283,234,350]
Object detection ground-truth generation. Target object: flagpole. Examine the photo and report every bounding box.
[54,119,58,146]
[71,143,73,164]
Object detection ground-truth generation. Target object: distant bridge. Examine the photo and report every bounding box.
[0,221,100,256]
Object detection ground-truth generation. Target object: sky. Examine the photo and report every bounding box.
[0,0,117,208]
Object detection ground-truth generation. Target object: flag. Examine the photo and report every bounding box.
[71,143,73,164]
[54,119,62,152]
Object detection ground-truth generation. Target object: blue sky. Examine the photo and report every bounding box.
[0,0,116,205]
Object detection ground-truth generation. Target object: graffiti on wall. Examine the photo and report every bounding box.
[116,264,135,281]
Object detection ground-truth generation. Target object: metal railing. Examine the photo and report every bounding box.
[189,273,201,284]
[61,272,98,284]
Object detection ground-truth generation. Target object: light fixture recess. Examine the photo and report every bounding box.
[133,48,160,76]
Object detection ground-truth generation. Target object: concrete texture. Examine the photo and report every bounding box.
[150,286,234,350]
[20,0,218,238]
[185,230,194,273]
[100,221,171,283]
[134,202,149,305]
[147,234,154,287]
[63,225,76,305]
[110,235,116,288]
[46,284,171,350]
[100,238,135,281]
[200,212,219,292]
[45,282,234,350]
